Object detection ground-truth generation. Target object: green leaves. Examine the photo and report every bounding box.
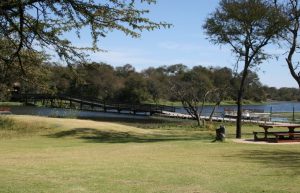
[0,0,171,65]
[204,0,288,65]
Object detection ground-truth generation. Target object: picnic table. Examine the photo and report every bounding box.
[0,107,11,115]
[254,124,300,143]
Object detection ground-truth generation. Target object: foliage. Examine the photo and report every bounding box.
[117,73,150,104]
[2,59,298,103]
[203,0,288,138]
[169,65,215,126]
[0,41,52,97]
[0,0,171,67]
[0,84,11,101]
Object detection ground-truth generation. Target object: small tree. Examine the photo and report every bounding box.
[204,0,287,138]
[209,67,233,121]
[169,68,213,126]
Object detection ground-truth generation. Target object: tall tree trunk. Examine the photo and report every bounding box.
[196,113,201,126]
[236,55,250,138]
[286,24,300,88]
[236,91,243,138]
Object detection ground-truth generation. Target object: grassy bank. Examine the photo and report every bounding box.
[0,102,24,106]
[0,115,300,193]
[271,112,300,122]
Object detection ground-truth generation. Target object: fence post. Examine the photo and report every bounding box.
[293,105,295,122]
[270,106,272,122]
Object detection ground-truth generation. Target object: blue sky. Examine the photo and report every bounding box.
[73,0,298,88]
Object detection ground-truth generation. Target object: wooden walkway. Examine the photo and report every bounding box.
[10,94,278,124]
[12,94,176,115]
[159,111,274,124]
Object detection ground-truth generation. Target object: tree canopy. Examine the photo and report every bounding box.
[0,0,171,68]
[204,0,288,138]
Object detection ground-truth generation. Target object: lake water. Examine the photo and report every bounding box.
[175,101,300,116]
[6,101,300,122]
[9,106,151,120]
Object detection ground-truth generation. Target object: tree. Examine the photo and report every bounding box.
[117,73,149,104]
[208,67,233,121]
[0,40,52,99]
[49,65,73,95]
[169,68,214,126]
[0,0,171,70]
[75,62,120,101]
[115,64,136,78]
[280,0,300,89]
[204,0,287,138]
[243,71,266,102]
[142,67,169,103]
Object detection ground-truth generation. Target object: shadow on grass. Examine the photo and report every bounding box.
[229,149,300,175]
[49,127,214,143]
[78,116,200,130]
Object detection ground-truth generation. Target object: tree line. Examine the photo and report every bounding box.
[2,60,299,104]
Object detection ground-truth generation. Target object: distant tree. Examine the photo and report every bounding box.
[263,86,278,100]
[75,62,120,101]
[115,64,136,78]
[142,67,169,103]
[169,68,214,126]
[49,65,74,95]
[117,73,149,104]
[208,88,226,122]
[243,71,266,102]
[277,87,300,101]
[204,0,287,138]
[210,67,233,118]
[166,64,188,76]
[212,67,233,90]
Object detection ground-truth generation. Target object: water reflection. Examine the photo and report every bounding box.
[9,106,151,120]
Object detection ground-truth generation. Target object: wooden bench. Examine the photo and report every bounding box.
[272,132,300,143]
[253,131,285,141]
[253,131,266,141]
[253,131,300,141]
[0,107,11,115]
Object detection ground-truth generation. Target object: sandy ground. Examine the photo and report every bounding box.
[232,138,300,145]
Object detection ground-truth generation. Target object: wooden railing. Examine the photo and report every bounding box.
[11,93,176,115]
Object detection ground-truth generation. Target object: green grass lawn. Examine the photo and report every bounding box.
[1,115,300,193]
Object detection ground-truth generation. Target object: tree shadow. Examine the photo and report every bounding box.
[228,149,300,175]
[49,127,214,143]
[78,116,196,130]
